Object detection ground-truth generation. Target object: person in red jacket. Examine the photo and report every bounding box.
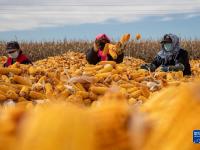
[4,41,32,67]
[86,34,124,65]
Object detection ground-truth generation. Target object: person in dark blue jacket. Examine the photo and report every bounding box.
[141,34,191,75]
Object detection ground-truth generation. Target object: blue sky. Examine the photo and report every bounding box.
[0,0,200,41]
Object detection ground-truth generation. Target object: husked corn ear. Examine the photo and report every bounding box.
[38,76,46,84]
[106,44,118,59]
[75,83,86,91]
[0,67,22,75]
[29,91,46,100]
[99,61,116,66]
[6,90,18,100]
[120,83,135,88]
[90,86,108,95]
[28,66,38,75]
[127,87,138,92]
[76,91,89,99]
[116,65,126,72]
[19,86,30,97]
[130,90,142,98]
[140,86,150,98]
[95,72,111,78]
[98,64,113,73]
[13,75,32,86]
[120,33,131,44]
[84,65,103,71]
[0,85,16,93]
[135,76,145,82]
[102,43,110,56]
[45,83,53,95]
[135,33,141,40]
[109,49,118,60]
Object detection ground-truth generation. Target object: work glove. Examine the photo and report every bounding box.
[160,64,185,72]
[141,63,156,72]
[160,66,169,72]
[168,64,185,72]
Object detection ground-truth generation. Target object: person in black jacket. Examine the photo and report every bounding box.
[141,34,191,75]
[86,34,124,65]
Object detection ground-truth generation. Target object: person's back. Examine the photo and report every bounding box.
[4,41,32,67]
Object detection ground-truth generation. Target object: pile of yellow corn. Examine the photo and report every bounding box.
[0,52,199,150]
[0,52,191,106]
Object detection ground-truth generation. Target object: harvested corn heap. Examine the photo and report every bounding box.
[0,51,200,150]
[0,83,200,150]
[0,52,164,106]
[0,51,198,107]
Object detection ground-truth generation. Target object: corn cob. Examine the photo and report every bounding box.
[99,61,116,66]
[95,72,111,79]
[0,67,22,75]
[108,44,118,59]
[130,90,142,99]
[45,83,53,95]
[102,43,110,56]
[75,83,86,91]
[37,76,46,84]
[135,33,141,40]
[28,66,38,75]
[90,86,108,95]
[98,64,113,73]
[0,85,17,93]
[13,75,32,86]
[19,86,30,97]
[120,33,131,44]
[77,91,89,99]
[29,91,46,100]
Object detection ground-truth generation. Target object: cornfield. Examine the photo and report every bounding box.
[0,39,200,62]
[0,39,200,150]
